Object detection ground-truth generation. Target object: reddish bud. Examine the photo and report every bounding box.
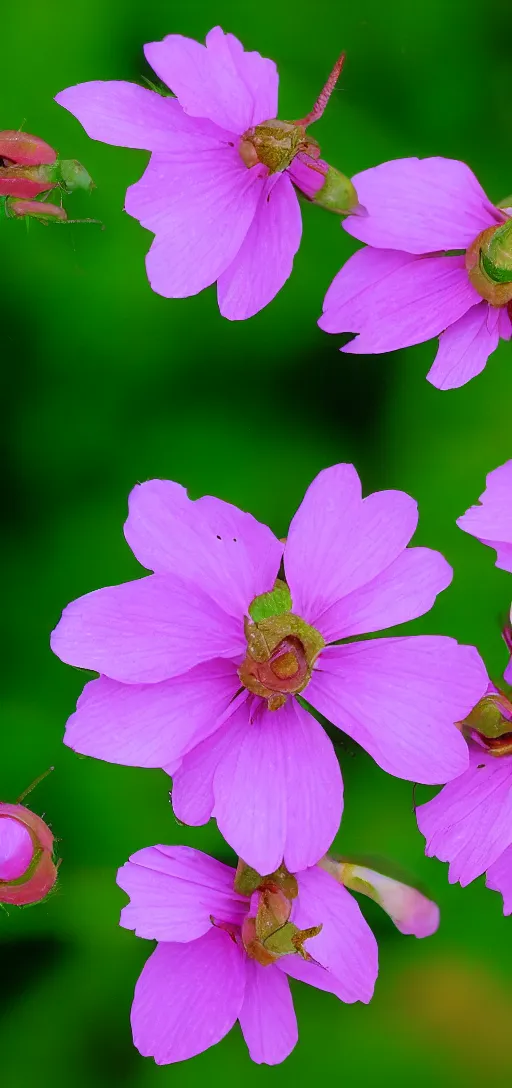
[0,176,57,199]
[0,130,56,166]
[0,802,57,906]
[7,198,67,221]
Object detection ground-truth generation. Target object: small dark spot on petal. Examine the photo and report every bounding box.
[233,537,237,542]
[216,534,221,540]
[228,141,234,147]
[477,763,485,769]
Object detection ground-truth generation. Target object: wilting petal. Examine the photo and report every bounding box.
[239,961,297,1065]
[417,742,512,885]
[320,857,439,937]
[427,302,501,390]
[213,698,343,875]
[307,636,487,783]
[284,464,418,630]
[126,151,265,298]
[282,866,378,1003]
[457,460,512,574]
[486,846,512,915]
[51,574,244,684]
[218,173,302,320]
[145,26,278,133]
[64,659,239,767]
[343,157,501,253]
[55,81,232,151]
[117,844,245,941]
[131,929,246,1064]
[319,247,417,334]
[342,257,480,356]
[124,478,283,618]
[316,546,452,643]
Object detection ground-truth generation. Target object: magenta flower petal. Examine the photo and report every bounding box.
[55,81,230,151]
[239,961,297,1065]
[127,152,266,298]
[318,247,417,334]
[217,173,302,320]
[343,157,501,253]
[486,846,512,915]
[284,463,418,631]
[285,866,378,1003]
[124,479,283,618]
[308,636,487,783]
[50,574,244,684]
[131,929,246,1064]
[144,26,278,133]
[0,816,34,880]
[426,301,501,390]
[64,660,239,767]
[171,699,250,827]
[117,844,246,941]
[316,546,452,644]
[213,698,343,875]
[417,743,512,885]
[342,257,481,356]
[457,460,512,574]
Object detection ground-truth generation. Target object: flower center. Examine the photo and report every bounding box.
[234,860,322,968]
[238,580,325,710]
[238,53,345,174]
[462,689,512,757]
[465,218,512,306]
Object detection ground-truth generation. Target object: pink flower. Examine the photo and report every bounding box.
[55,28,358,320]
[51,464,487,875]
[319,157,512,389]
[0,803,58,906]
[457,460,512,684]
[457,460,512,575]
[116,843,434,1065]
[417,684,512,913]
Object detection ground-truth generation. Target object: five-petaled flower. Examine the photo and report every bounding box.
[417,466,512,914]
[55,26,359,320]
[116,843,437,1066]
[319,157,512,389]
[51,463,487,876]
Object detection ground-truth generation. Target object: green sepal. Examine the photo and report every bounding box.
[249,579,292,623]
[480,249,512,284]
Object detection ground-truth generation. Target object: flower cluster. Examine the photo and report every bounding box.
[9,21,508,1070]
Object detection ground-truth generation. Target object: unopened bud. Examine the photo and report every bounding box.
[0,802,57,906]
[6,198,67,221]
[234,858,298,899]
[291,152,362,216]
[319,855,439,938]
[0,130,56,166]
[466,218,512,306]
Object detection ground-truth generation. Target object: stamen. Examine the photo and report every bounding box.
[295,53,346,128]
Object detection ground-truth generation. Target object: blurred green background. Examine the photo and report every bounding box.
[2,0,512,1084]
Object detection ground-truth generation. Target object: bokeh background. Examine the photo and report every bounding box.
[2,0,512,1084]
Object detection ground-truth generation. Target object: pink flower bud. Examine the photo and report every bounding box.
[6,198,67,221]
[320,856,439,938]
[0,803,57,906]
[0,176,58,199]
[0,130,56,166]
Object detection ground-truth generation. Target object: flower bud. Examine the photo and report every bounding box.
[291,153,363,216]
[320,855,439,937]
[463,684,512,739]
[0,130,56,166]
[0,802,57,906]
[465,219,512,306]
[6,198,67,221]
